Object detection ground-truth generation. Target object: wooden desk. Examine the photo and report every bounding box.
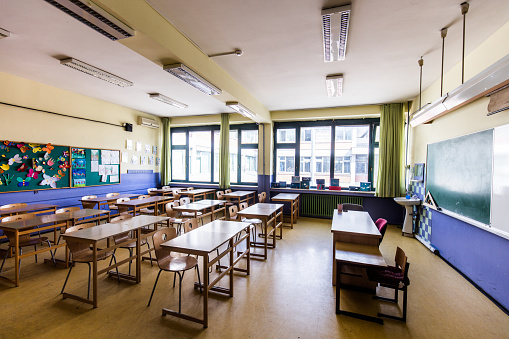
[115,196,172,216]
[182,189,216,202]
[0,209,110,286]
[79,194,139,209]
[0,203,58,217]
[223,190,256,206]
[149,188,179,196]
[271,193,300,229]
[173,200,226,222]
[61,215,170,308]
[331,210,382,286]
[160,220,251,328]
[335,242,387,324]
[237,203,284,260]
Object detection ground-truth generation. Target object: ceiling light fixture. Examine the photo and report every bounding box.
[149,93,188,108]
[44,0,134,41]
[226,102,255,118]
[326,74,344,97]
[60,58,133,87]
[0,27,10,39]
[322,5,351,62]
[163,63,221,96]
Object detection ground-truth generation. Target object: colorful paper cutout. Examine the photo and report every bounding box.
[17,163,28,172]
[42,143,54,154]
[8,154,22,165]
[27,168,39,179]
[40,173,60,188]
[17,177,31,187]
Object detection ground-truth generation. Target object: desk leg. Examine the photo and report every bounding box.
[203,255,209,328]
[93,242,98,308]
[290,201,294,229]
[229,238,234,297]
[14,230,19,287]
[136,229,141,283]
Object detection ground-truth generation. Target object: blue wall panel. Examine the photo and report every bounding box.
[431,211,509,311]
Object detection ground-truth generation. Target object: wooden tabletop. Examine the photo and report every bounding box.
[271,193,300,201]
[222,191,256,198]
[173,203,213,212]
[115,196,172,206]
[185,189,216,195]
[335,242,387,267]
[237,203,284,217]
[193,199,225,206]
[78,194,138,203]
[0,209,110,231]
[0,203,58,216]
[150,188,180,194]
[160,220,250,255]
[331,210,381,238]
[62,215,170,242]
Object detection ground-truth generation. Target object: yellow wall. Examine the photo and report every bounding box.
[272,105,380,121]
[409,21,509,164]
[0,72,161,174]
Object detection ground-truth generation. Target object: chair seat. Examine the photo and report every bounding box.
[159,255,198,272]
[367,266,409,286]
[140,208,155,213]
[109,205,118,210]
[182,212,202,217]
[17,236,50,247]
[119,238,149,249]
[73,250,114,263]
[241,218,262,225]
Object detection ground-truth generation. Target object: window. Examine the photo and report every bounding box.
[274,119,379,189]
[171,124,258,184]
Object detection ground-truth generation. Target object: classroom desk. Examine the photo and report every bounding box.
[331,210,382,286]
[115,196,172,216]
[270,193,300,229]
[222,190,256,206]
[182,189,216,202]
[149,188,179,196]
[61,215,170,308]
[0,209,110,287]
[237,203,284,260]
[160,220,251,328]
[0,203,58,218]
[335,242,387,324]
[79,194,139,209]
[173,200,226,222]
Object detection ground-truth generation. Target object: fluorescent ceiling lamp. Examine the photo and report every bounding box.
[226,102,255,118]
[149,93,188,108]
[163,63,221,96]
[322,5,351,62]
[60,58,133,87]
[44,0,134,41]
[410,96,448,127]
[326,74,343,97]
[0,27,10,39]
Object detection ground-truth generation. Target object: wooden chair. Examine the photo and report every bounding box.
[187,187,194,191]
[162,186,170,190]
[0,214,55,276]
[182,218,199,233]
[55,207,81,244]
[106,193,120,213]
[179,197,202,221]
[367,247,410,322]
[165,202,189,235]
[0,203,27,210]
[138,195,155,215]
[239,202,261,242]
[147,227,201,307]
[115,197,131,215]
[229,205,239,221]
[217,190,234,209]
[343,203,364,212]
[109,214,152,274]
[61,222,119,299]
[224,189,232,194]
[375,218,388,244]
[147,188,157,196]
[81,195,97,209]
[258,192,266,203]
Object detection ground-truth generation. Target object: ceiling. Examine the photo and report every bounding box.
[1,0,508,120]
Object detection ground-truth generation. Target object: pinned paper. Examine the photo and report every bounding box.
[145,144,150,153]
[17,177,31,187]
[110,151,120,165]
[156,158,160,166]
[141,156,147,165]
[122,152,128,163]
[152,146,157,155]
[91,161,99,172]
[101,150,111,165]
[126,139,133,150]
[110,175,119,183]
[111,165,119,175]
[131,155,138,165]
[91,150,99,161]
[136,142,142,152]
[101,175,108,182]
[149,156,154,165]
[42,143,54,154]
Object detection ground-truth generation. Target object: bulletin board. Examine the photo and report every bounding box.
[0,140,71,193]
[71,147,120,187]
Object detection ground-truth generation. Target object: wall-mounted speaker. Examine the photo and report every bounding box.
[124,123,133,132]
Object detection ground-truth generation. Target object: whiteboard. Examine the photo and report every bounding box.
[491,124,509,235]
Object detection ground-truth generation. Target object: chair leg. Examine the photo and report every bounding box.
[196,265,202,293]
[147,269,163,306]
[46,240,55,265]
[0,248,9,273]
[34,245,38,263]
[112,254,120,284]
[61,264,74,294]
[87,262,91,300]
[128,248,132,275]
[146,242,153,267]
[177,271,183,313]
[173,272,176,287]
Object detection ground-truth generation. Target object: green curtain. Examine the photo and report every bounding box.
[376,103,405,198]
[219,113,230,188]
[161,117,171,186]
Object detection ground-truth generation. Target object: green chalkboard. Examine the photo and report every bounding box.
[426,129,493,225]
[0,140,71,193]
[71,148,120,187]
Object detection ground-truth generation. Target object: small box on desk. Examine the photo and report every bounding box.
[270,182,281,188]
[290,182,301,189]
[360,182,371,191]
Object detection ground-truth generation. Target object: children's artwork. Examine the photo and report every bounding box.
[72,159,86,169]
[91,149,99,161]
[141,156,147,165]
[101,175,108,182]
[111,165,119,175]
[131,155,138,165]
[126,139,133,150]
[73,178,86,187]
[71,148,85,158]
[110,175,119,183]
[91,161,99,172]
[17,177,31,187]
[145,144,150,153]
[98,165,106,176]
[40,173,60,188]
[136,142,142,152]
[149,156,154,165]
[156,157,160,166]
[72,168,86,179]
[152,146,157,155]
[110,151,120,165]
[121,152,128,163]
[101,150,111,165]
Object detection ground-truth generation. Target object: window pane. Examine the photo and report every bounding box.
[277,128,296,143]
[300,126,331,186]
[171,149,186,180]
[172,132,186,145]
[334,125,369,186]
[276,149,295,183]
[241,129,258,144]
[230,130,238,183]
[213,131,220,182]
[374,147,379,188]
[241,148,258,183]
[189,131,211,182]
[375,125,380,143]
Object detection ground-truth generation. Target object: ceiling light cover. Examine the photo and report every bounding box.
[226,102,255,118]
[149,93,188,108]
[326,75,343,97]
[322,5,351,62]
[163,63,221,96]
[0,27,10,39]
[60,58,133,87]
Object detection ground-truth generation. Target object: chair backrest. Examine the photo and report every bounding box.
[172,192,181,201]
[225,189,232,194]
[56,207,81,214]
[116,197,131,214]
[106,192,120,198]
[65,222,97,259]
[229,205,239,220]
[395,247,408,276]
[173,200,180,207]
[147,188,157,196]
[1,213,35,222]
[258,192,266,203]
[183,218,198,233]
[343,203,364,212]
[216,191,225,200]
[187,187,194,191]
[117,197,130,203]
[152,227,177,265]
[162,186,170,189]
[375,218,388,243]
[65,222,96,234]
[81,195,98,209]
[180,197,190,205]
[239,202,248,211]
[82,195,97,200]
[0,203,27,210]
[138,195,150,199]
[165,202,177,218]
[110,214,133,223]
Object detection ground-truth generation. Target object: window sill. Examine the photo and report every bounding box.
[270,187,376,196]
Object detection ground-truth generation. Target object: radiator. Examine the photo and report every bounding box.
[300,194,363,218]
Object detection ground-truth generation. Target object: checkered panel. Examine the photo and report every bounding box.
[417,206,432,243]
